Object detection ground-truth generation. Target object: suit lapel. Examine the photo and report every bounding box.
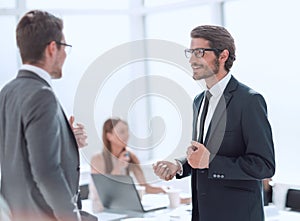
[60,105,79,150]
[205,77,238,147]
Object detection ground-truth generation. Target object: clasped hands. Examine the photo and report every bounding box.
[153,141,210,181]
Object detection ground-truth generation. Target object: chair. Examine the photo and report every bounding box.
[285,189,300,211]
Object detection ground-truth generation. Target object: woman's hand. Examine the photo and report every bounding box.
[118,150,130,168]
[112,149,130,174]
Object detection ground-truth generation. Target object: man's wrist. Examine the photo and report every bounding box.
[174,159,183,176]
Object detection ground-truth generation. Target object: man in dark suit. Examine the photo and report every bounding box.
[153,25,275,221]
[0,10,90,221]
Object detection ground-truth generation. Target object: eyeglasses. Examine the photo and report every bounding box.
[55,41,72,54]
[184,48,222,59]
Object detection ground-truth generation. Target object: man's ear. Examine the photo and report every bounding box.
[219,49,229,63]
[45,41,57,57]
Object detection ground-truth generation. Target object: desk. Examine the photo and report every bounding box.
[265,207,300,221]
[82,199,300,221]
[82,196,191,221]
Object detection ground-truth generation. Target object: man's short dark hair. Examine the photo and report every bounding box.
[16,10,63,64]
[191,25,236,72]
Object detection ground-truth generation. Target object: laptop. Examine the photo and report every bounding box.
[91,174,168,212]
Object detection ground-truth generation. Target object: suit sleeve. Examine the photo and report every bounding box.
[22,88,78,221]
[208,93,275,180]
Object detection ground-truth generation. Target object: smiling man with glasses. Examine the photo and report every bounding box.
[154,25,275,221]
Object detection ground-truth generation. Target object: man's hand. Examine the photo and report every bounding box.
[187,141,210,169]
[153,161,180,181]
[69,116,88,148]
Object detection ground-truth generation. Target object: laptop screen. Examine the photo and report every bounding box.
[91,174,168,213]
[91,174,145,212]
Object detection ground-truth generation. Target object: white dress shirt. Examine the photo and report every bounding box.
[176,74,232,175]
[19,64,52,87]
[196,73,232,142]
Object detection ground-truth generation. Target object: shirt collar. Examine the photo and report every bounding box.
[19,64,52,87]
[207,73,232,98]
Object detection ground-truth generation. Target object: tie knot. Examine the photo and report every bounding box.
[205,91,212,101]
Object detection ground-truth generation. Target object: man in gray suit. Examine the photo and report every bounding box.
[153,25,275,221]
[0,10,89,221]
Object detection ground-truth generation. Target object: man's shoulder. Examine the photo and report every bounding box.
[230,79,267,109]
[231,77,261,97]
[237,83,262,101]
[2,73,50,93]
[0,77,51,106]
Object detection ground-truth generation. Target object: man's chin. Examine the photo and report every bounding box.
[50,71,62,79]
[193,73,204,81]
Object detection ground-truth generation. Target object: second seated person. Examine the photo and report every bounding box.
[89,118,165,212]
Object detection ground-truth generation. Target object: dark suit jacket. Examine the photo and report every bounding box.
[0,70,80,221]
[177,76,275,221]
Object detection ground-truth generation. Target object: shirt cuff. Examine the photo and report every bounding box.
[175,159,183,176]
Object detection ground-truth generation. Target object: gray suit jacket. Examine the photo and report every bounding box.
[0,70,80,221]
[177,76,275,221]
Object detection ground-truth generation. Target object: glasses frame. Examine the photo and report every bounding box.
[55,41,72,54]
[184,48,222,59]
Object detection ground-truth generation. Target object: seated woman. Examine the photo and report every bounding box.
[89,118,165,212]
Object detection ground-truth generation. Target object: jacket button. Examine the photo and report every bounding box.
[77,167,80,171]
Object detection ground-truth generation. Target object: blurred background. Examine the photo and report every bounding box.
[1,0,299,188]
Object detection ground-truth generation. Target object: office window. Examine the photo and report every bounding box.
[26,0,128,10]
[146,5,212,46]
[0,0,15,8]
[144,5,213,161]
[224,0,300,183]
[0,16,18,88]
[55,14,130,116]
[144,0,187,7]
[53,14,130,166]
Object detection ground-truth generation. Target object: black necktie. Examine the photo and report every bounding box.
[198,91,212,143]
